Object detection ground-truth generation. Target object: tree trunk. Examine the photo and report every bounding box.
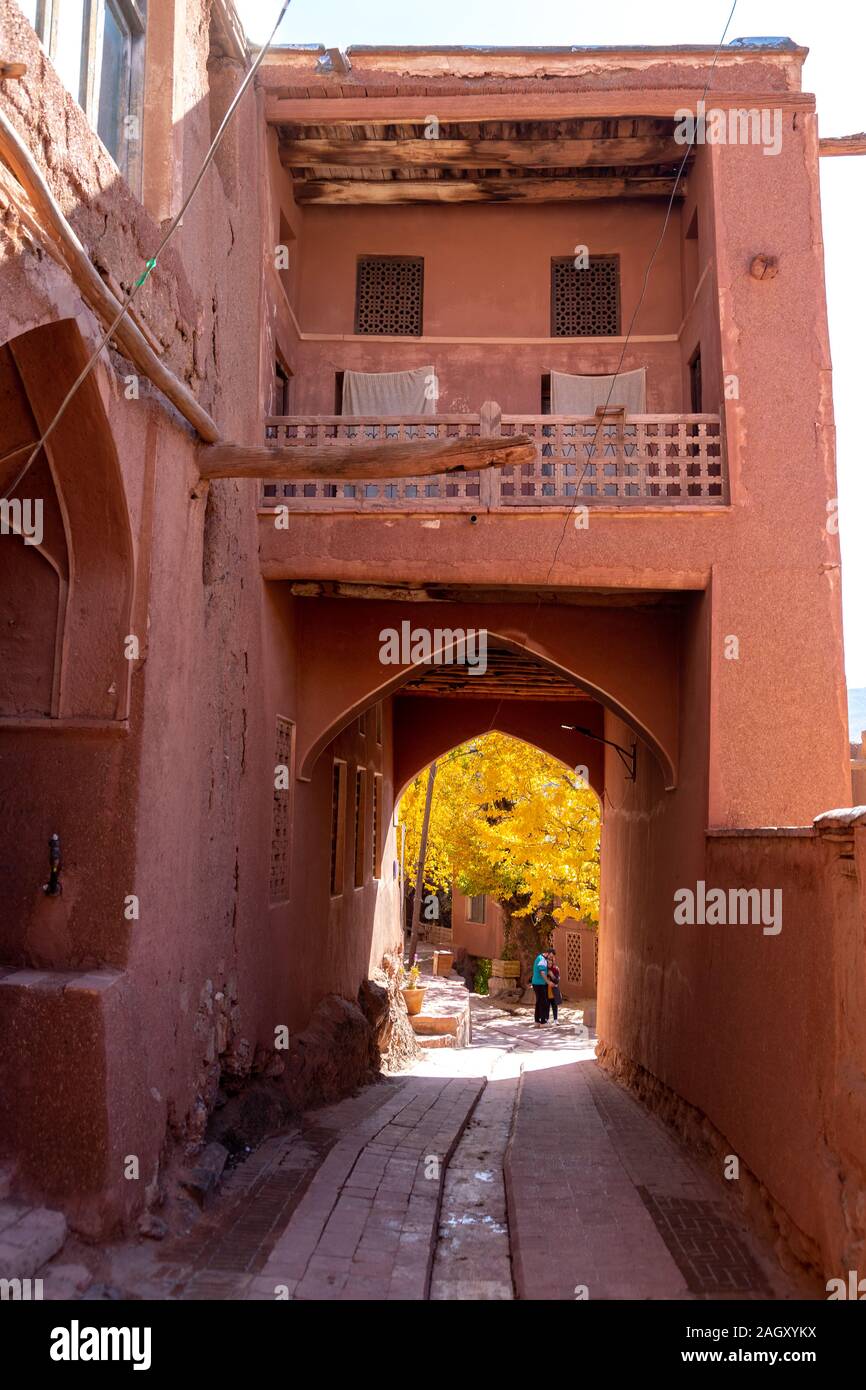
[405,761,437,968]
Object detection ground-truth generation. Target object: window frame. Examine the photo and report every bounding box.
[32,0,146,188]
[354,254,425,338]
[466,893,486,925]
[371,772,383,879]
[550,253,622,338]
[353,766,368,890]
[329,759,348,897]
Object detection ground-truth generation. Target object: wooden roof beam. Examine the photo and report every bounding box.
[292,176,684,205]
[819,133,866,156]
[266,90,816,126]
[279,135,685,169]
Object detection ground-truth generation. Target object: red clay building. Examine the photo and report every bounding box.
[1,3,864,1282]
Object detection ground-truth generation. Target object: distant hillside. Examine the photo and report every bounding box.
[849,688,866,745]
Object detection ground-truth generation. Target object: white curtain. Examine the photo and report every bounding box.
[342,367,437,416]
[549,367,646,415]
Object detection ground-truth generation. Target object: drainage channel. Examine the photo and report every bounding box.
[429,1054,522,1301]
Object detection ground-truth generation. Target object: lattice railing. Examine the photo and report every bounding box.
[260,409,727,511]
[262,415,484,510]
[497,414,726,505]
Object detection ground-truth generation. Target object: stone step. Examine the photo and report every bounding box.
[410,1012,461,1036]
[417,1034,456,1049]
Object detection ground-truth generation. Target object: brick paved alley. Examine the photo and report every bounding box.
[84,972,819,1303]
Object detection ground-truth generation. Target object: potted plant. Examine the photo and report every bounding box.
[401,963,427,1016]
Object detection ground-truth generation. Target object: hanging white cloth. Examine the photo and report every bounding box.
[342,366,437,416]
[549,367,646,415]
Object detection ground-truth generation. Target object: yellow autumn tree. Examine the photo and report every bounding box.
[398,732,600,930]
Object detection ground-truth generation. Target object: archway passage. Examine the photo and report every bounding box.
[291,594,680,791]
[395,729,602,1025]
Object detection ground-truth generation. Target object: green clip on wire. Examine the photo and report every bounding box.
[135,257,157,289]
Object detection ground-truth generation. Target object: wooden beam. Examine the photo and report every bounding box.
[819,133,866,157]
[0,108,221,444]
[279,135,685,169]
[292,176,683,205]
[198,434,536,481]
[266,90,816,126]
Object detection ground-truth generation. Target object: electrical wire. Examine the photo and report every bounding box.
[2,0,292,499]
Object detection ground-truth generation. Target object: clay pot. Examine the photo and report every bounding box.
[401,987,426,1016]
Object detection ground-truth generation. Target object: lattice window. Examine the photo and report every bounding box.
[566,932,582,985]
[355,256,424,336]
[330,760,347,896]
[270,717,294,902]
[372,773,383,878]
[551,255,621,337]
[354,767,368,888]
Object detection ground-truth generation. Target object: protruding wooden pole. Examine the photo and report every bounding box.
[198,432,536,481]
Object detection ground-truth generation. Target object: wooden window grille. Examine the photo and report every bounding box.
[353,767,368,888]
[566,931,583,985]
[355,255,424,336]
[372,773,383,878]
[330,759,347,896]
[551,255,621,337]
[269,716,294,902]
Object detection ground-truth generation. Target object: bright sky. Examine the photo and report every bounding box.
[238,0,865,685]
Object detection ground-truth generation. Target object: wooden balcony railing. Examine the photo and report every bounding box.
[261,403,727,512]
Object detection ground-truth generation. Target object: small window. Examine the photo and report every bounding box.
[330,759,347,896]
[355,255,424,337]
[566,932,582,985]
[551,255,621,337]
[372,773,383,878]
[541,373,551,416]
[466,894,486,925]
[269,716,294,903]
[353,768,368,889]
[335,371,345,413]
[358,710,367,738]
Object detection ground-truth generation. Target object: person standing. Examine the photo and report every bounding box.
[531,949,551,1025]
[547,948,562,1023]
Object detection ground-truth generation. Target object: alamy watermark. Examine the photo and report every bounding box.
[379,622,488,676]
[673,881,782,935]
[674,101,782,156]
[0,497,43,547]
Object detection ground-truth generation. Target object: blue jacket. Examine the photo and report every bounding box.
[531,953,549,986]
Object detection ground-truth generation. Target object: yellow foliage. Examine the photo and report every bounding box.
[398,733,600,923]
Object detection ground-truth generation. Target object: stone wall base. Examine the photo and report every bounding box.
[595,1040,824,1284]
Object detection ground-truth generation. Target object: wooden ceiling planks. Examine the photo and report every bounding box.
[280,109,692,203]
[400,647,594,700]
